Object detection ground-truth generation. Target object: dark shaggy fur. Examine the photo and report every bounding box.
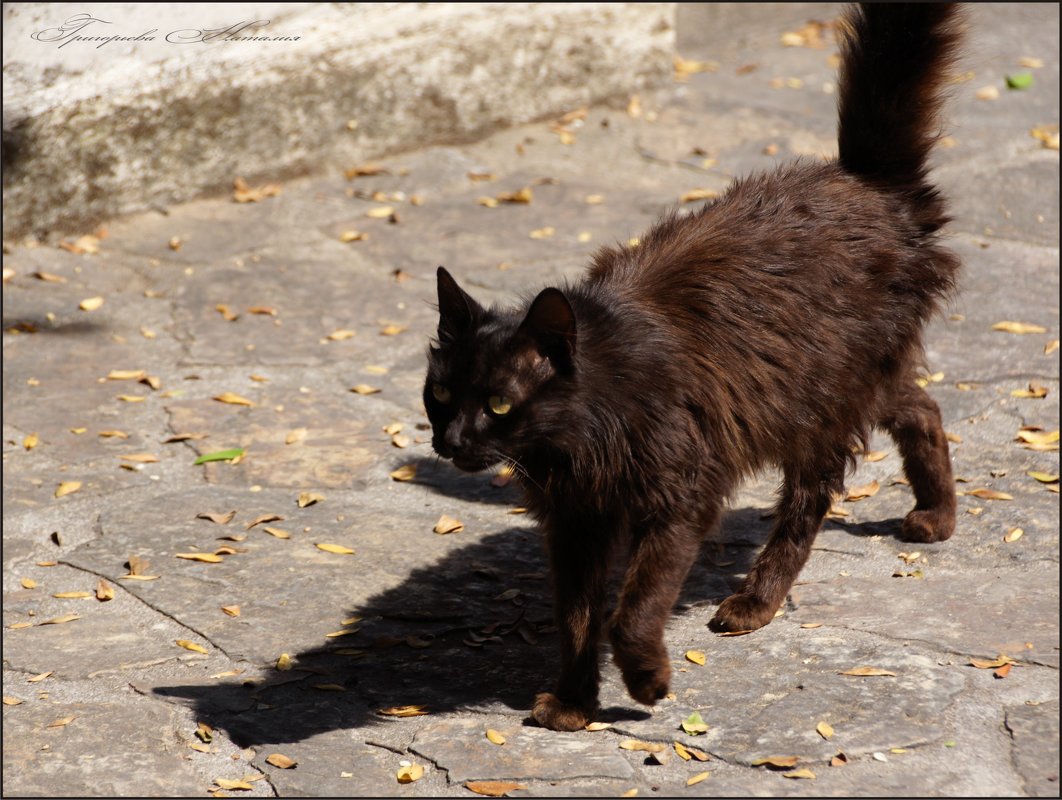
[424,3,962,731]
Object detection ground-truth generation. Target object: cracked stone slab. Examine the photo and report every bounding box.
[410,717,635,782]
[1006,700,1061,797]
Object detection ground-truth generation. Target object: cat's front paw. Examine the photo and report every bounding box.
[531,692,594,731]
[709,593,777,633]
[900,508,954,543]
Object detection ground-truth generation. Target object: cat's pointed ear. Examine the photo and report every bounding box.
[518,287,576,362]
[436,266,483,343]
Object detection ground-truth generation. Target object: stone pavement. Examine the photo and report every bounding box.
[2,3,1059,797]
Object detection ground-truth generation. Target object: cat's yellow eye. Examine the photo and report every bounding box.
[488,395,513,416]
[432,384,451,404]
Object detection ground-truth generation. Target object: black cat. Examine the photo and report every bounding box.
[424,3,962,731]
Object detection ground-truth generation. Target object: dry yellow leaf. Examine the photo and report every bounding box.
[214,392,255,407]
[585,722,611,731]
[965,488,1013,501]
[52,591,92,599]
[377,705,428,717]
[1016,429,1060,445]
[970,655,1014,669]
[1003,527,1024,543]
[263,752,297,769]
[621,791,638,798]
[263,527,291,539]
[339,231,367,243]
[176,553,224,563]
[188,741,210,753]
[314,543,353,557]
[298,492,324,507]
[434,514,464,534]
[379,324,407,336]
[465,781,527,797]
[276,653,294,671]
[680,188,719,203]
[27,672,54,683]
[23,433,40,450]
[40,614,81,626]
[1028,471,1059,483]
[898,551,922,564]
[221,605,241,617]
[55,481,82,498]
[485,729,506,745]
[687,772,710,786]
[176,640,209,654]
[784,768,817,780]
[839,666,896,677]
[845,480,880,501]
[215,303,239,321]
[215,778,253,791]
[477,196,499,208]
[685,650,706,665]
[496,187,533,204]
[246,513,283,530]
[1045,339,1060,355]
[350,384,381,395]
[816,721,834,740]
[79,296,104,311]
[752,756,799,768]
[674,741,692,760]
[388,461,416,480]
[3,697,24,706]
[391,433,411,449]
[116,394,147,403]
[992,320,1047,334]
[285,428,308,445]
[99,430,129,439]
[800,622,823,629]
[529,226,555,239]
[975,85,1000,101]
[197,511,236,525]
[20,577,37,589]
[121,453,159,463]
[1011,382,1048,399]
[107,370,146,381]
[366,206,395,219]
[619,740,665,753]
[47,716,77,728]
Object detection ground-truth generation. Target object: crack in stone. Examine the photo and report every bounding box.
[56,559,234,660]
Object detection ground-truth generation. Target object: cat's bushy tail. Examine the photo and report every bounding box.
[837,3,962,234]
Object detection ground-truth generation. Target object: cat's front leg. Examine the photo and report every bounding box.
[532,521,611,731]
[611,508,719,706]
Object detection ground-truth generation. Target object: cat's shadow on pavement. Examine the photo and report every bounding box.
[153,480,898,749]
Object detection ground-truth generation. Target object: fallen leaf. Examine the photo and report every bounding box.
[1028,471,1058,483]
[965,488,1013,501]
[465,781,526,797]
[121,453,159,463]
[40,614,81,625]
[116,394,147,403]
[681,711,709,735]
[215,778,253,790]
[674,741,692,760]
[215,303,239,321]
[221,605,241,617]
[379,323,407,336]
[391,434,412,448]
[621,791,638,798]
[434,514,464,534]
[620,740,666,753]
[390,464,417,482]
[327,330,357,343]
[27,672,54,683]
[784,768,817,780]
[350,384,381,395]
[176,553,224,563]
[344,162,388,179]
[1003,527,1024,543]
[246,514,283,530]
[752,756,801,769]
[994,663,1013,679]
[975,85,1000,101]
[831,752,849,767]
[992,320,1047,335]
[194,449,245,465]
[687,772,710,786]
[263,527,291,539]
[377,705,428,717]
[366,206,394,219]
[800,622,823,629]
[21,433,41,451]
[79,296,104,311]
[52,591,92,599]
[34,271,67,283]
[316,543,355,555]
[298,492,324,508]
[396,765,424,784]
[99,430,129,439]
[898,551,922,564]
[47,716,77,728]
[276,653,294,671]
[1006,72,1034,90]
[817,721,835,740]
[214,393,255,407]
[529,226,555,239]
[55,481,82,498]
[840,666,896,677]
[176,640,209,654]
[312,683,346,691]
[20,578,37,589]
[107,369,146,381]
[232,176,281,203]
[486,729,507,745]
[1011,382,1048,399]
[339,231,368,243]
[188,741,210,753]
[197,511,236,525]
[685,650,706,666]
[680,188,719,203]
[3,697,23,705]
[673,54,718,81]
[1045,339,1060,355]
[970,655,1015,669]
[845,480,880,501]
[496,187,533,204]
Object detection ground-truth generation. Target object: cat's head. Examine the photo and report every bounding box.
[424,267,576,472]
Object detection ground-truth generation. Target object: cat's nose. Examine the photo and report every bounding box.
[444,426,466,453]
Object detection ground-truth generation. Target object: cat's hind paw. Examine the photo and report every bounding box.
[709,593,777,633]
[531,692,594,731]
[900,508,954,543]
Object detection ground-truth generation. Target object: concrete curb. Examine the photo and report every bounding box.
[2,2,675,240]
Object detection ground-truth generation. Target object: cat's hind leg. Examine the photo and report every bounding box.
[878,380,956,543]
[710,458,843,633]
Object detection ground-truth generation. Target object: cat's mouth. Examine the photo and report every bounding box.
[450,454,497,473]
